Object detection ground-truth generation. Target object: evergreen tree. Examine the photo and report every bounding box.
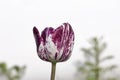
[75,37,117,80]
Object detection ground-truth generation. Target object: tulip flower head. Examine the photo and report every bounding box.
[33,23,74,63]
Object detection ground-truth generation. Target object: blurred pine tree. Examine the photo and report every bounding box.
[75,37,117,80]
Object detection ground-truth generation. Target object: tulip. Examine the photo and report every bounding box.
[33,23,75,80]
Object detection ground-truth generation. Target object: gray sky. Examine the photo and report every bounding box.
[0,0,120,80]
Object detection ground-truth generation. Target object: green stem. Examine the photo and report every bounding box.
[51,62,56,80]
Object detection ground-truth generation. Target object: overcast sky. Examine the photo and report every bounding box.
[0,0,120,80]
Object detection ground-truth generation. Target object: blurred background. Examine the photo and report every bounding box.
[0,0,120,80]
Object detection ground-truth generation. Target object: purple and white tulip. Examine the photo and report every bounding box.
[33,23,75,63]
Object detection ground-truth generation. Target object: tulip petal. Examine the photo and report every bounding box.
[59,23,74,61]
[52,25,63,50]
[41,27,58,61]
[45,34,58,59]
[41,27,54,44]
[33,27,41,52]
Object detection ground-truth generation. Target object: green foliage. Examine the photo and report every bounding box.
[0,62,26,80]
[0,63,7,74]
[75,37,117,80]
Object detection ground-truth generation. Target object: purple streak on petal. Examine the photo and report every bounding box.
[41,28,48,44]
[59,48,70,61]
[41,27,54,45]
[52,25,64,51]
[52,26,63,42]
[55,53,58,60]
[48,27,54,34]
[33,27,41,52]
[44,48,51,57]
[38,48,50,62]
[61,50,72,62]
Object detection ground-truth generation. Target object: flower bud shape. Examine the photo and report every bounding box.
[33,23,75,63]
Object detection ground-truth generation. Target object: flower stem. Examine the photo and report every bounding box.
[51,62,56,80]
